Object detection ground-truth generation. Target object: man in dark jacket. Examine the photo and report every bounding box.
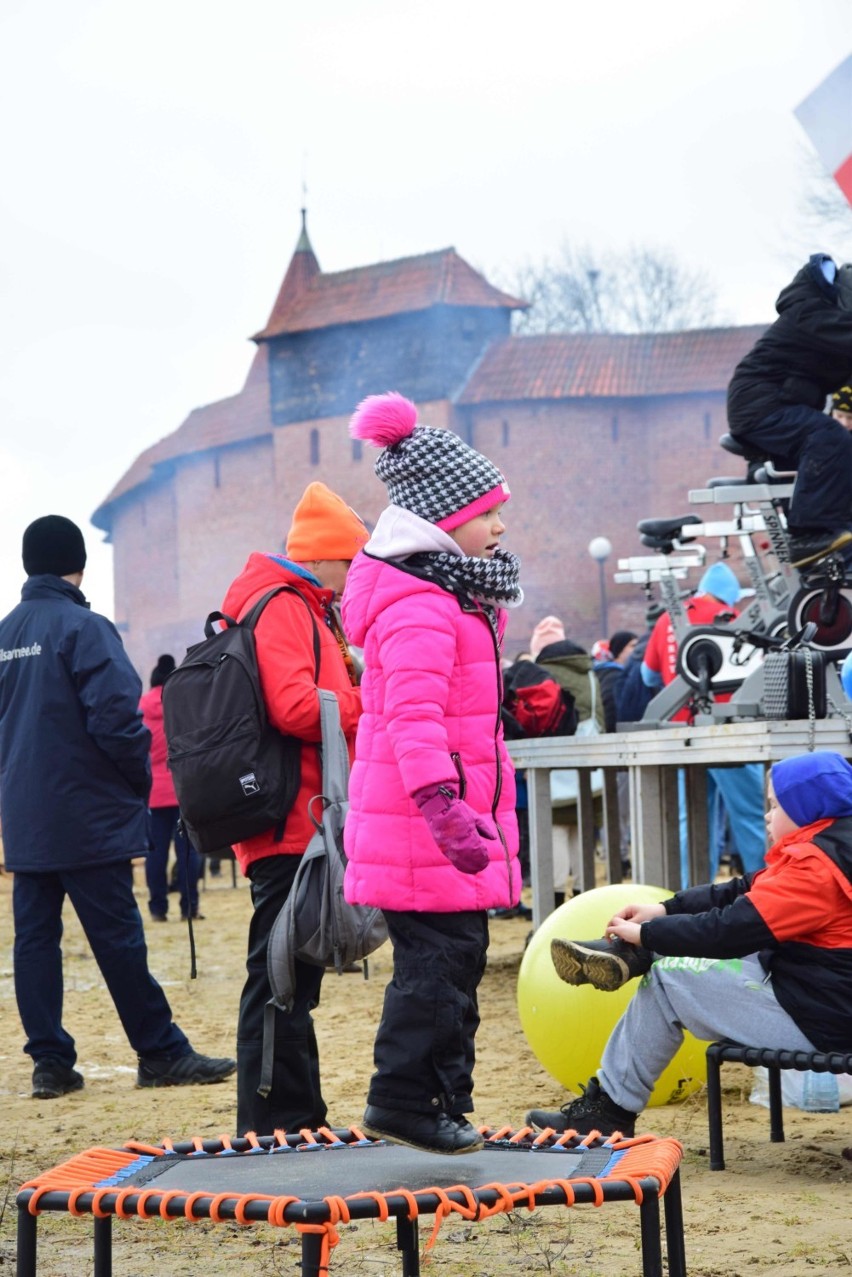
[526,751,852,1137]
[0,515,235,1099]
[727,253,852,568]
[593,630,637,733]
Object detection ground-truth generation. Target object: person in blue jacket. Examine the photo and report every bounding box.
[0,515,236,1099]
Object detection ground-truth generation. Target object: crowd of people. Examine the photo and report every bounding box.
[1,252,851,1156]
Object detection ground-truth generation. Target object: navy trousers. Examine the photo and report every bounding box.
[367,909,489,1116]
[236,854,327,1136]
[146,805,201,919]
[736,405,852,533]
[13,861,190,1068]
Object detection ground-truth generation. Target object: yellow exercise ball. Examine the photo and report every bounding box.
[517,883,709,1108]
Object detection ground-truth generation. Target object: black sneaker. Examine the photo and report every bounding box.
[525,1078,637,1137]
[788,529,852,569]
[32,1059,85,1099]
[550,936,653,991]
[136,1049,236,1088]
[362,1104,484,1155]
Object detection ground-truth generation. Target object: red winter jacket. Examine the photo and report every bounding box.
[643,593,738,722]
[221,553,362,874]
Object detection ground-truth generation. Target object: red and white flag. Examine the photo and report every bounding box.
[794,54,852,206]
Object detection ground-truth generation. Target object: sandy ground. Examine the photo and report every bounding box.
[1,863,851,1277]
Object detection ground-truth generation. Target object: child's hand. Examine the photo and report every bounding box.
[413,783,495,874]
[606,918,643,946]
[606,901,666,929]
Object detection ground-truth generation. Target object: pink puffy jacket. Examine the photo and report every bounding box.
[139,686,177,809]
[341,551,520,913]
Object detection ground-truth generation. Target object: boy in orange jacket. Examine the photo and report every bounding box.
[526,751,852,1136]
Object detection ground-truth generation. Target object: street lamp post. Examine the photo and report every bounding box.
[588,536,613,638]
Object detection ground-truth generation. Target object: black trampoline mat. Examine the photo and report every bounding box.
[118,1142,617,1200]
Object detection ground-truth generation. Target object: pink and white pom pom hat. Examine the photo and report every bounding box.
[349,391,510,531]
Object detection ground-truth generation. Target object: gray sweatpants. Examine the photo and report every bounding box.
[598,953,817,1114]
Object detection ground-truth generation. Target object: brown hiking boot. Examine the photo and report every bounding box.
[550,936,653,991]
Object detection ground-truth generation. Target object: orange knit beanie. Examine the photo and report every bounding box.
[285,482,369,561]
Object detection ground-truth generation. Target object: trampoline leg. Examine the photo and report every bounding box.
[396,1214,420,1276]
[767,1067,785,1143]
[638,1194,663,1277]
[16,1202,37,1277]
[663,1169,687,1277]
[93,1215,113,1277]
[705,1046,725,1170]
[300,1230,326,1277]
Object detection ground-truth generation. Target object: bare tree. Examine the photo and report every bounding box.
[795,144,852,261]
[499,242,720,335]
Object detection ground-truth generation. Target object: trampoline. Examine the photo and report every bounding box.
[17,1125,686,1277]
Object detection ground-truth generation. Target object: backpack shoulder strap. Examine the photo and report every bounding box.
[243,586,322,683]
[203,611,239,639]
[315,688,349,803]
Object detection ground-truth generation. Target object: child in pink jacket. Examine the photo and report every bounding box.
[342,392,523,1156]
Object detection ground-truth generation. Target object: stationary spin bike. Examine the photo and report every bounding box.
[713,434,852,659]
[627,434,852,723]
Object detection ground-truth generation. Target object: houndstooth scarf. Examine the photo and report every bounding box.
[405,547,523,608]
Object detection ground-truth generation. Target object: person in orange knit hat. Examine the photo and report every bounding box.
[220,481,368,1136]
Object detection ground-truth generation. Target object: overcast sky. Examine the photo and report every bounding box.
[1,0,851,621]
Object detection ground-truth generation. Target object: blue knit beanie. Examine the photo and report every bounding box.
[698,562,741,608]
[841,650,852,701]
[771,752,852,827]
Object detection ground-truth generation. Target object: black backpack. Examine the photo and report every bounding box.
[162,586,320,855]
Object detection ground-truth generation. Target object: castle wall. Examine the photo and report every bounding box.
[114,437,280,678]
[111,388,736,680]
[267,307,510,425]
[458,391,733,649]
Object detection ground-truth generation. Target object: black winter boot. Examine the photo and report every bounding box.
[525,1078,637,1137]
[550,936,653,991]
[32,1059,85,1099]
[362,1105,484,1155]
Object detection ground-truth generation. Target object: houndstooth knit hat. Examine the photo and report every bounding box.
[349,392,510,531]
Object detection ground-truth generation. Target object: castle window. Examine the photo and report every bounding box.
[352,438,363,462]
[213,455,221,489]
[501,420,510,447]
[611,415,619,442]
[310,429,320,465]
[704,412,712,441]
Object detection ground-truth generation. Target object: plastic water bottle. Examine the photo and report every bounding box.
[800,1069,840,1113]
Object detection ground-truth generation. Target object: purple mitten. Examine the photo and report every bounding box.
[413,783,496,874]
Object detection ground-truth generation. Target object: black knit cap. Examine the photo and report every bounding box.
[22,515,87,577]
[833,385,852,413]
[609,629,638,660]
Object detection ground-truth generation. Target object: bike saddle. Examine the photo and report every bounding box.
[640,533,679,553]
[719,434,794,484]
[719,433,761,461]
[637,514,702,540]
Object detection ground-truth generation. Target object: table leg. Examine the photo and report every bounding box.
[575,769,596,892]
[528,767,555,930]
